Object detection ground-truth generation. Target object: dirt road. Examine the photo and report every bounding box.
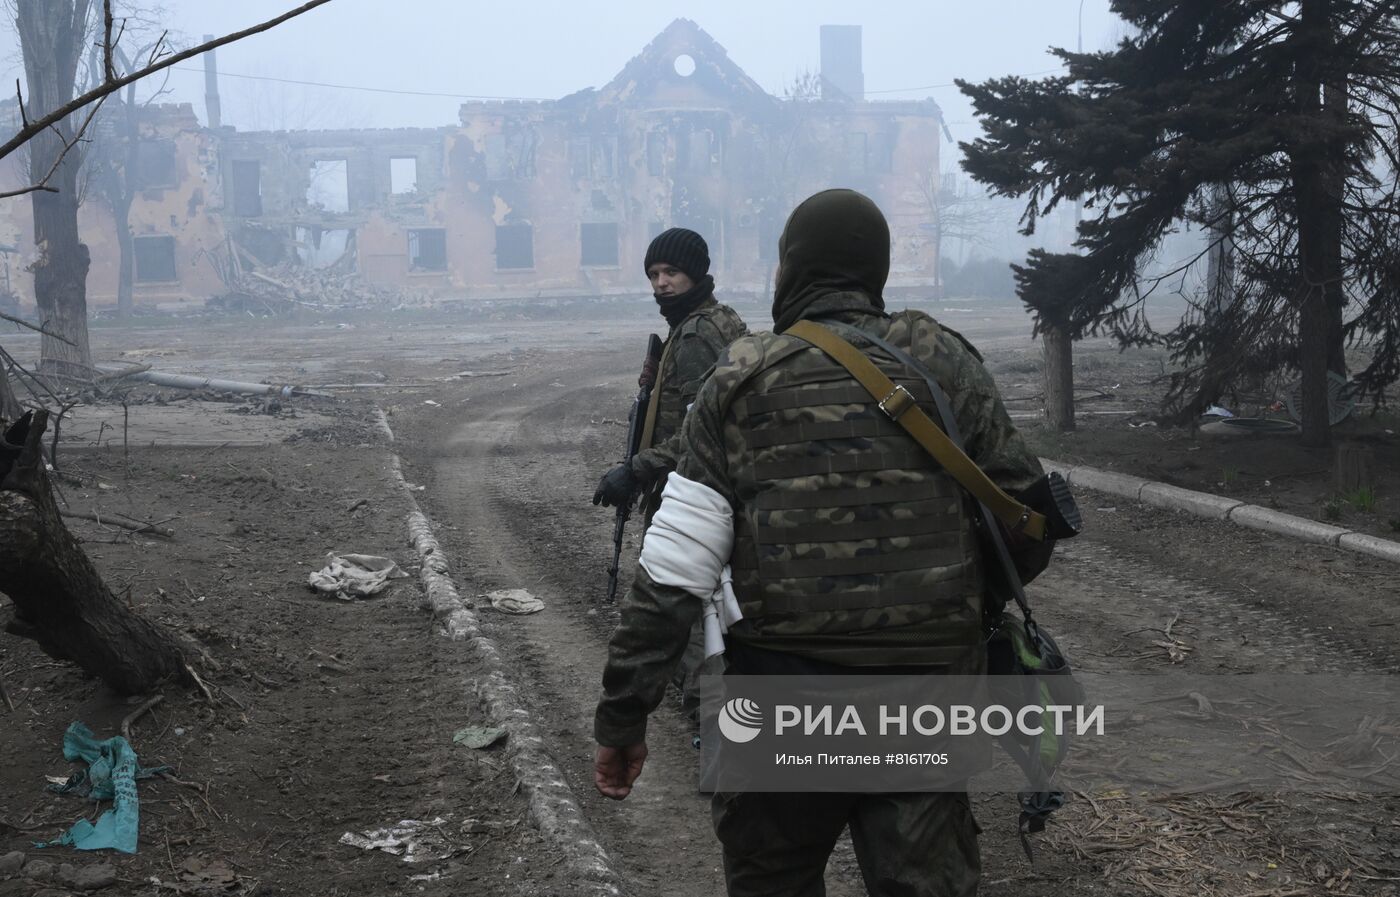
[390,318,1400,897]
[3,303,1397,896]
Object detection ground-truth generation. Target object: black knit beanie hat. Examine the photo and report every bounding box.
[644,228,710,282]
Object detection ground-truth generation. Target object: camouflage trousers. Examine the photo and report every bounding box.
[710,789,981,897]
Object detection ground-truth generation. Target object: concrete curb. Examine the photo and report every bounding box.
[1042,456,1400,565]
[376,409,623,896]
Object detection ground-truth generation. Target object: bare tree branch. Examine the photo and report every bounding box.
[0,0,335,163]
[1,310,79,345]
[0,92,108,199]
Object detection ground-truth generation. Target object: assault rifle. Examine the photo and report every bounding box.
[605,333,664,603]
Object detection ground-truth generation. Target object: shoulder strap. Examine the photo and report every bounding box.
[820,320,1038,624]
[785,319,1047,543]
[637,333,678,450]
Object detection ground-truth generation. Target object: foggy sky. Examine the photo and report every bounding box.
[2,0,1123,158]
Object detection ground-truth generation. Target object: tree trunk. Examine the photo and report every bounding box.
[114,194,135,318]
[1043,323,1075,431]
[31,193,94,377]
[113,77,140,320]
[1291,0,1338,448]
[17,0,95,378]
[1323,74,1347,379]
[1334,443,1374,493]
[1,410,185,694]
[0,361,22,422]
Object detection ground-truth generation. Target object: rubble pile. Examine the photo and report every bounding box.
[207,264,432,315]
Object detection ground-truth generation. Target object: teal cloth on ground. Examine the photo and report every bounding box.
[36,721,169,854]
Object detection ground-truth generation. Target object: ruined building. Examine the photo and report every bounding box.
[0,20,945,310]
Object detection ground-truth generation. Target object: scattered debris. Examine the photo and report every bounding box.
[452,726,507,749]
[38,721,169,854]
[451,370,513,379]
[60,509,174,539]
[120,695,164,742]
[206,262,429,316]
[485,588,545,615]
[339,816,468,863]
[121,370,331,399]
[307,553,409,600]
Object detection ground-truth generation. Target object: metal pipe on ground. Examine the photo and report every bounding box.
[129,370,331,398]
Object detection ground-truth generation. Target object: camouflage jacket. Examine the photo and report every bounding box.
[629,297,747,499]
[596,300,1044,747]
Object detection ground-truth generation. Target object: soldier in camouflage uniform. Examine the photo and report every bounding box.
[593,190,1046,896]
[594,227,747,714]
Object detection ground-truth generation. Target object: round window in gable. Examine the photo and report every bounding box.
[674,54,696,77]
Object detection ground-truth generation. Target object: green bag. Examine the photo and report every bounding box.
[986,612,1084,857]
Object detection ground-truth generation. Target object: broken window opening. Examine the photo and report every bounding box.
[133,235,177,283]
[308,159,350,213]
[495,224,534,270]
[646,130,666,177]
[581,223,619,267]
[674,54,696,77]
[297,227,354,270]
[390,157,418,194]
[134,139,177,190]
[486,131,538,181]
[407,228,448,272]
[231,160,262,217]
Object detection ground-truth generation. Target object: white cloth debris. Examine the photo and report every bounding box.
[339,817,464,863]
[308,553,409,600]
[486,588,545,614]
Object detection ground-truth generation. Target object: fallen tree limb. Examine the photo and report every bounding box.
[59,508,174,538]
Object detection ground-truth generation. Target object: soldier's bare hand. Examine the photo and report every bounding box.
[594,742,648,800]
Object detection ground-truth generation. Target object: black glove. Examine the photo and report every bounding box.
[593,464,638,508]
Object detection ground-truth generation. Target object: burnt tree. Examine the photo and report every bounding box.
[15,0,95,376]
[1,410,185,694]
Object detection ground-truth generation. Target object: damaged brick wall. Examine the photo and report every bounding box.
[0,18,943,310]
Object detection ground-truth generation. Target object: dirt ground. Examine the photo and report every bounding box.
[2,297,1399,896]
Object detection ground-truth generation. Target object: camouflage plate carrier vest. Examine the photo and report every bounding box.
[650,299,749,449]
[724,314,984,669]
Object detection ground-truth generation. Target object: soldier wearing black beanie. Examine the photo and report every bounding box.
[593,226,748,716]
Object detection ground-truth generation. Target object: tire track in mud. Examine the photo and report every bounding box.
[401,354,866,896]
[1040,539,1400,675]
[398,346,1400,896]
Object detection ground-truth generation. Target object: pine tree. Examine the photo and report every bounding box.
[959,0,1400,446]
